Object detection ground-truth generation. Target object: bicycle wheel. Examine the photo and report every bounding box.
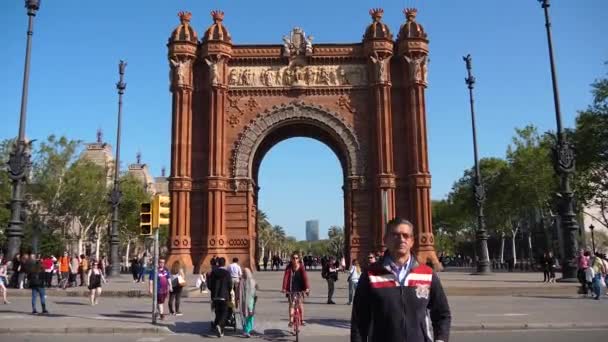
[293,307,301,340]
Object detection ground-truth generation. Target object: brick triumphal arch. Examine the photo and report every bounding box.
[166,8,438,272]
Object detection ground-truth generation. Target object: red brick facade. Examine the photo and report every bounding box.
[166,9,438,272]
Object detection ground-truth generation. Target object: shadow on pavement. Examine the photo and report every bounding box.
[307,318,350,330]
[513,294,584,300]
[98,313,148,320]
[259,329,292,342]
[120,310,151,314]
[52,301,88,306]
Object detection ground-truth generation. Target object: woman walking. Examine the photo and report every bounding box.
[238,268,257,337]
[149,259,172,320]
[169,261,186,316]
[87,261,107,305]
[0,260,10,304]
[347,259,361,305]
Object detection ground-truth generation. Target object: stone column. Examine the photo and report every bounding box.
[365,43,396,250]
[167,45,197,270]
[397,9,438,267]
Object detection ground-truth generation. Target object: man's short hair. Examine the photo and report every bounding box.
[232,257,238,263]
[385,217,415,236]
[218,257,226,267]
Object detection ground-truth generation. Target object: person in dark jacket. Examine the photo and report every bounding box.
[28,261,49,315]
[351,218,451,342]
[207,257,232,337]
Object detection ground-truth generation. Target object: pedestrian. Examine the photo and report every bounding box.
[79,255,89,287]
[238,268,258,338]
[148,258,172,320]
[366,252,376,267]
[58,252,70,289]
[590,252,606,300]
[210,255,218,271]
[347,259,361,305]
[99,255,108,277]
[0,260,10,304]
[196,270,208,293]
[351,217,451,342]
[87,260,107,305]
[262,255,268,271]
[228,257,243,301]
[42,255,54,287]
[542,251,551,283]
[69,256,79,288]
[137,253,147,282]
[323,256,338,304]
[548,251,558,283]
[9,253,20,288]
[131,256,140,282]
[28,260,49,315]
[577,250,591,296]
[169,261,186,316]
[208,257,232,337]
[18,254,29,289]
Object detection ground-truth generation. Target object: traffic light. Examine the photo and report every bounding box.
[152,194,170,228]
[140,202,152,236]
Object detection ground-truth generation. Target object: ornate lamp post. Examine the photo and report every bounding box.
[589,224,595,253]
[463,54,491,274]
[108,60,126,276]
[6,0,41,260]
[537,0,578,281]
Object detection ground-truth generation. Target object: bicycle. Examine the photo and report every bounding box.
[288,291,305,341]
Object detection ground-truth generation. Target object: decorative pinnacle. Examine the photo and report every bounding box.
[211,10,225,23]
[369,8,384,22]
[178,11,192,24]
[96,128,103,143]
[136,151,142,165]
[404,8,418,21]
[463,54,476,89]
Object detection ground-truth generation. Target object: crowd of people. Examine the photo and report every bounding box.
[0,251,110,313]
[0,218,455,342]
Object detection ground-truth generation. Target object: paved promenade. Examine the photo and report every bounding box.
[1,270,604,337]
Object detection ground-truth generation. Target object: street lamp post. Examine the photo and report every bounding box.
[589,224,595,253]
[108,60,126,277]
[463,54,491,275]
[6,0,41,261]
[537,0,579,281]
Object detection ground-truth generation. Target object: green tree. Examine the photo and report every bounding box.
[328,225,345,258]
[118,174,150,262]
[59,159,109,257]
[574,66,608,229]
[0,139,14,246]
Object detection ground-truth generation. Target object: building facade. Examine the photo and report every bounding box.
[306,220,319,242]
[166,8,437,272]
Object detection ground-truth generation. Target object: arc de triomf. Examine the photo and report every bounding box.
[166,8,438,272]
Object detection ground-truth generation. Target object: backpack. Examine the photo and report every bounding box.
[321,265,329,279]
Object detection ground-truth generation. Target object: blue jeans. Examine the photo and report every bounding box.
[348,280,358,304]
[592,274,603,299]
[31,287,46,312]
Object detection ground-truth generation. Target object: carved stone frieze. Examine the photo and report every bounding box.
[170,57,193,89]
[169,178,193,191]
[227,64,368,88]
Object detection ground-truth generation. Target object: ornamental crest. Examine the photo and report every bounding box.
[415,284,430,299]
[282,27,313,57]
[555,141,575,173]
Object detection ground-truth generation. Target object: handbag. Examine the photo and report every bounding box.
[177,274,186,287]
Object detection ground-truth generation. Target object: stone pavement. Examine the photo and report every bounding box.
[5,268,579,298]
[0,270,605,336]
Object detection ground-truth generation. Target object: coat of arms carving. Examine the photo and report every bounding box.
[282,27,313,57]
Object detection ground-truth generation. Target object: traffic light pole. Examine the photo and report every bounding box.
[152,228,159,324]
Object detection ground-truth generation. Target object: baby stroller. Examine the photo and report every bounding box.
[225,288,238,331]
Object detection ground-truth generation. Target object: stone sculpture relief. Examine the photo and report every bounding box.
[170,58,192,86]
[226,64,367,88]
[404,55,428,84]
[205,57,224,86]
[369,53,390,83]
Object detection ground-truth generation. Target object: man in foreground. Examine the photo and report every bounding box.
[351,217,451,342]
[208,257,232,337]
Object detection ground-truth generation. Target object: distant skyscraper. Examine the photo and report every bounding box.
[306,220,319,242]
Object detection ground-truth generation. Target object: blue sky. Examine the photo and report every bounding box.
[1,1,606,240]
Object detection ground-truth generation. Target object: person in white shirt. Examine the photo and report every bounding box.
[228,257,242,301]
[347,259,361,305]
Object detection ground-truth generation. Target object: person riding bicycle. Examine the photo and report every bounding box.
[281,252,310,327]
